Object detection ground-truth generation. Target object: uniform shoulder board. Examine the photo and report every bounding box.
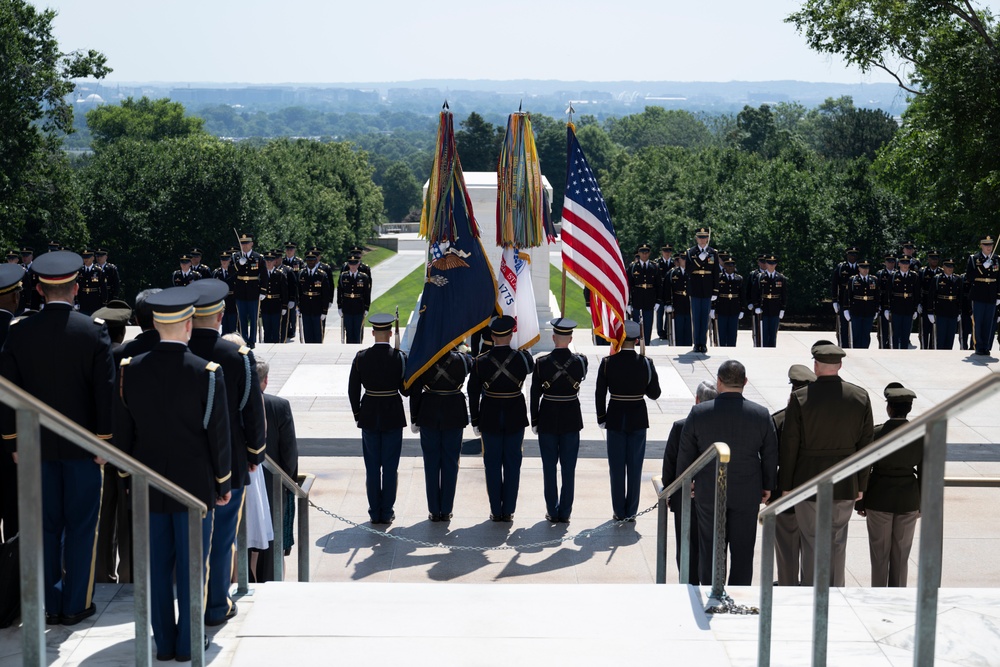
[238,345,251,356]
[206,361,220,372]
[94,317,105,325]
[120,357,132,367]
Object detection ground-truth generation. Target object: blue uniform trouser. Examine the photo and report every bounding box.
[717,315,738,346]
[936,316,958,350]
[150,510,213,659]
[631,307,654,345]
[41,459,102,617]
[972,300,998,354]
[656,304,668,338]
[892,314,914,349]
[481,430,524,517]
[362,428,403,522]
[262,311,282,343]
[344,312,364,344]
[761,315,779,347]
[538,432,580,521]
[235,299,259,347]
[221,310,238,336]
[419,427,463,517]
[851,316,875,349]
[301,314,323,343]
[838,313,851,348]
[690,297,711,348]
[606,429,646,519]
[205,485,244,624]
[673,313,692,347]
[286,305,298,337]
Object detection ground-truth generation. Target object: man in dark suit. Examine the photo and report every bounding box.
[348,313,408,525]
[0,251,115,625]
[530,318,588,523]
[114,287,232,662]
[780,340,874,586]
[187,279,266,626]
[467,315,534,522]
[595,320,661,521]
[661,380,717,584]
[0,265,23,543]
[677,360,778,586]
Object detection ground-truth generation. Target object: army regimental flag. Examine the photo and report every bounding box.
[403,109,498,390]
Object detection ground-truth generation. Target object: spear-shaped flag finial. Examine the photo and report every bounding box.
[442,100,449,110]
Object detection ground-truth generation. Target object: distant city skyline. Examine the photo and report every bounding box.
[42,0,999,85]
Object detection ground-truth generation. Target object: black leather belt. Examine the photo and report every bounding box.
[610,394,644,402]
[542,394,578,402]
[484,390,522,399]
[365,390,398,397]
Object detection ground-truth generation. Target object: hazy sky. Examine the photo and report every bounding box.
[40,0,999,84]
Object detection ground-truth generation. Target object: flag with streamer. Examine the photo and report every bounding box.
[404,109,498,389]
[561,122,629,350]
[496,112,552,249]
[497,247,540,350]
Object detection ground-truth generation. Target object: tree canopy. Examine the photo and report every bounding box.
[86,97,206,148]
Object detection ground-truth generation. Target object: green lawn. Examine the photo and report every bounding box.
[369,264,426,324]
[549,264,592,326]
[361,244,395,268]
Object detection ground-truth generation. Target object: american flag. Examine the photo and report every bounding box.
[561,124,628,349]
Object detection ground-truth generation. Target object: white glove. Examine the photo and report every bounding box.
[281,309,287,316]
[531,426,538,435]
[363,310,368,318]
[320,314,327,321]
[598,422,606,430]
[917,304,923,315]
[410,424,420,434]
[755,307,762,315]
[995,299,1000,307]
[832,302,840,314]
[884,311,892,321]
[843,310,851,322]
[699,251,708,261]
[665,305,674,313]
[473,426,481,436]
[238,256,247,266]
[73,304,80,311]
[912,312,918,321]
[985,259,993,269]
[288,301,295,309]
[259,294,266,301]
[355,421,359,428]
[778,310,785,320]
[626,305,633,316]
[738,311,744,320]
[958,315,962,323]
[338,309,344,317]
[709,309,716,320]
[928,314,936,324]
[710,295,717,302]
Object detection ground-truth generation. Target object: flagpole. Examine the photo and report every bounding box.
[560,102,575,319]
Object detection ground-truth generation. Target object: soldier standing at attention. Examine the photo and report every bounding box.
[281,242,302,341]
[94,248,120,302]
[0,265,23,543]
[189,249,213,281]
[214,251,238,335]
[966,235,1000,355]
[1,251,115,625]
[900,241,921,272]
[746,254,766,346]
[918,250,942,348]
[876,255,896,349]
[232,234,268,349]
[530,318,588,523]
[663,254,691,347]
[260,252,288,344]
[187,279,266,627]
[857,383,922,588]
[467,315,534,522]
[19,247,37,313]
[298,253,332,344]
[343,245,372,278]
[887,257,921,349]
[929,258,963,350]
[595,320,661,521]
[685,227,720,353]
[715,255,744,347]
[409,346,471,522]
[830,247,860,347]
[338,253,371,344]
[655,244,674,340]
[172,254,200,287]
[308,245,336,313]
[779,340,873,587]
[844,260,879,349]
[114,287,232,661]
[76,249,107,315]
[627,243,659,346]
[751,254,787,348]
[349,314,408,525]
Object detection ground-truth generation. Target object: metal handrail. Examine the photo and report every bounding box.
[0,374,211,667]
[755,372,1000,667]
[650,441,730,601]
[944,476,1000,487]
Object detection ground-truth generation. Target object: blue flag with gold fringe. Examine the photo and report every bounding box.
[404,110,497,389]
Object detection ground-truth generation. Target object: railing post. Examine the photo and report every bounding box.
[132,476,152,667]
[914,417,948,666]
[679,473,693,585]
[656,493,668,584]
[297,479,310,583]
[236,504,249,596]
[271,470,284,582]
[757,512,776,667]
[710,457,728,600]
[188,506,205,667]
[15,409,44,667]
[812,481,834,667]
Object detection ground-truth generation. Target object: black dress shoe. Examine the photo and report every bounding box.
[545,513,555,522]
[60,603,96,626]
[440,513,452,521]
[501,514,513,522]
[45,613,60,625]
[155,652,175,662]
[174,636,210,662]
[382,513,395,525]
[558,517,571,524]
[204,602,237,627]
[490,514,503,522]
[428,513,440,522]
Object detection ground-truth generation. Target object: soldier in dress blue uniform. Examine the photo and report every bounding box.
[684,227,720,353]
[467,315,534,522]
[831,247,860,347]
[627,243,660,345]
[887,257,921,350]
[965,235,1000,355]
[595,320,661,521]
[929,258,963,350]
[5,249,19,264]
[342,245,372,279]
[76,249,108,315]
[655,244,674,340]
[0,265,23,543]
[844,260,879,349]
[409,346,471,521]
[529,318,588,523]
[189,248,213,281]
[349,313,408,525]
[751,254,787,348]
[715,255,744,347]
[260,252,289,344]
[1,251,115,625]
[298,253,332,344]
[114,287,232,661]
[281,242,302,342]
[19,246,38,313]
[94,248,120,301]
[900,241,921,272]
[876,255,896,349]
[917,250,942,349]
[186,279,266,626]
[214,251,239,335]
[338,254,371,344]
[231,233,269,349]
[663,254,692,347]
[172,254,201,287]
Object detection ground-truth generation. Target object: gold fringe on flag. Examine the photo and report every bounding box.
[496,112,546,248]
